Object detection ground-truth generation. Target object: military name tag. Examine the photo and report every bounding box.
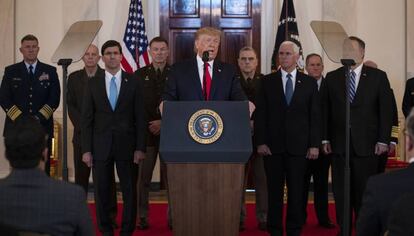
[188,109,223,144]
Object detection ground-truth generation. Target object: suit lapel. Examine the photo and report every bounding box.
[210,60,222,100]
[115,71,129,110]
[289,72,304,106]
[98,72,113,111]
[274,71,287,107]
[352,66,369,105]
[190,58,204,100]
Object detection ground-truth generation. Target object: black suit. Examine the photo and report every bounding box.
[81,69,145,235]
[402,77,414,118]
[255,69,321,236]
[162,57,246,101]
[356,163,414,236]
[387,192,414,236]
[321,65,393,233]
[67,66,118,228]
[303,77,332,225]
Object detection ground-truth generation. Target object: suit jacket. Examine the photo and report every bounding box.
[0,168,93,236]
[81,70,146,160]
[254,70,321,155]
[387,192,414,236]
[356,163,414,236]
[0,61,60,136]
[67,66,104,145]
[321,66,393,156]
[162,57,246,101]
[402,77,414,118]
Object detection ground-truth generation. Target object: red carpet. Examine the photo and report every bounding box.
[88,203,342,236]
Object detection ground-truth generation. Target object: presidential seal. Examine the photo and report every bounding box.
[188,109,223,144]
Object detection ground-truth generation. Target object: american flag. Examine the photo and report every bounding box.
[271,0,304,72]
[121,0,150,73]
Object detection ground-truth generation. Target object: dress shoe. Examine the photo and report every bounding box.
[137,217,149,230]
[239,222,245,231]
[258,221,267,231]
[319,220,336,229]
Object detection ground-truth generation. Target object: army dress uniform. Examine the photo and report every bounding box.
[0,60,60,175]
[135,64,171,228]
[238,72,268,229]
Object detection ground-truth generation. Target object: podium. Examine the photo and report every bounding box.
[159,101,252,236]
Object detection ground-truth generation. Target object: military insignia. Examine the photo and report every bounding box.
[12,78,22,81]
[188,109,223,144]
[38,73,49,81]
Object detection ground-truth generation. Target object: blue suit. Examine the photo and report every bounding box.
[162,58,246,101]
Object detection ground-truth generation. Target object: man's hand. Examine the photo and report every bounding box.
[322,143,332,155]
[257,144,272,156]
[306,147,319,160]
[82,152,93,167]
[375,143,389,155]
[248,101,256,118]
[388,143,396,156]
[148,120,161,135]
[133,150,146,164]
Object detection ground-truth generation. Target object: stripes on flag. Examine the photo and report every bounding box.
[271,0,304,72]
[121,0,151,73]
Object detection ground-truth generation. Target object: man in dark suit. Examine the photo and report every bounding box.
[81,40,146,236]
[387,192,414,236]
[302,53,334,229]
[67,44,118,228]
[0,116,93,235]
[363,60,399,173]
[162,27,246,102]
[320,36,393,235]
[255,41,321,236]
[356,109,414,236]
[237,46,267,231]
[0,34,60,176]
[134,36,171,230]
[402,77,414,118]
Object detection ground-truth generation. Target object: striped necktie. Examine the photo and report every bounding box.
[349,71,356,102]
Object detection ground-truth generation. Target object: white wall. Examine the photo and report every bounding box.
[0,0,410,178]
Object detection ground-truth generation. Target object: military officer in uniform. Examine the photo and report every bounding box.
[134,36,171,230]
[237,46,268,231]
[0,34,60,176]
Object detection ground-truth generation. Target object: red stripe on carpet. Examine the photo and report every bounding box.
[88,203,341,236]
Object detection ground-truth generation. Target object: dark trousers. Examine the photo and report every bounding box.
[377,153,388,173]
[93,154,138,235]
[264,153,307,236]
[303,153,332,224]
[73,140,117,227]
[331,150,378,235]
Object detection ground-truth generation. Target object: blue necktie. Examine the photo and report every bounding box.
[28,65,34,80]
[349,71,356,102]
[109,76,118,110]
[285,73,293,105]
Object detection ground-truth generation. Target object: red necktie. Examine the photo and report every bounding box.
[203,63,212,100]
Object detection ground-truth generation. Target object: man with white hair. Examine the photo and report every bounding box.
[255,41,321,236]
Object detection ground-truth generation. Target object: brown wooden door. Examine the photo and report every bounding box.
[160,0,261,70]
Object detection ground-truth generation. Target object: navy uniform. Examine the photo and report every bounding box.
[238,72,268,230]
[135,64,171,228]
[0,60,60,175]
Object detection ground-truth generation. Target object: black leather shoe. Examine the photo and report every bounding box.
[319,220,336,229]
[258,221,267,231]
[239,222,245,231]
[137,217,149,230]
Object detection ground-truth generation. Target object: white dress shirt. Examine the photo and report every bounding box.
[196,55,214,89]
[281,68,297,93]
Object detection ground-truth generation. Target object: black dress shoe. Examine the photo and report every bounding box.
[239,222,245,231]
[319,220,336,229]
[258,221,267,231]
[137,217,149,230]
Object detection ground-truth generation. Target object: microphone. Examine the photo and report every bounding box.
[202,51,209,62]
